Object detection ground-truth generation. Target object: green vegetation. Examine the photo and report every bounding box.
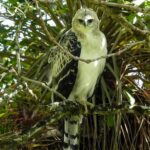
[0,0,150,149]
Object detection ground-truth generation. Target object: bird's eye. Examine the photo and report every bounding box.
[78,19,84,24]
[87,19,94,24]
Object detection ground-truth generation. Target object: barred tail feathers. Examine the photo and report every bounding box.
[63,115,82,150]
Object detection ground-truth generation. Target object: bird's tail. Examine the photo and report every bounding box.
[63,115,82,150]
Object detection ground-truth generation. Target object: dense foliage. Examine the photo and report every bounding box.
[0,0,150,149]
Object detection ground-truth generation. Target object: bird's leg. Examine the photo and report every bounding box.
[75,97,94,114]
[79,99,88,114]
[86,101,94,109]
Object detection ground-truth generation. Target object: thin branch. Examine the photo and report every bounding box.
[0,64,66,101]
[118,14,150,36]
[0,65,18,75]
[15,19,24,76]
[73,40,145,63]
[21,76,67,101]
[45,3,64,28]
[98,5,150,37]
[0,98,149,145]
[49,101,150,116]
[0,64,8,71]
[92,1,150,13]
[0,51,35,62]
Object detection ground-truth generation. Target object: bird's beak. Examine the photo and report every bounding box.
[84,18,89,27]
[83,15,93,27]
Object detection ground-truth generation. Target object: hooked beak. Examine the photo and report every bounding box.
[78,15,93,27]
[83,19,88,27]
[84,17,89,26]
[78,19,87,27]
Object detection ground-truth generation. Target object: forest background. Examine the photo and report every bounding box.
[0,0,150,150]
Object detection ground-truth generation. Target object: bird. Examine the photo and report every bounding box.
[42,8,107,150]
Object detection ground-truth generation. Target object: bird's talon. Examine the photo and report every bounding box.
[75,99,88,114]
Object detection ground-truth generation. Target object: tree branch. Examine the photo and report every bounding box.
[0,51,35,62]
[98,5,150,37]
[0,101,149,145]
[92,1,150,13]
[21,76,67,101]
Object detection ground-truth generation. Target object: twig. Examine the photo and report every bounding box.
[14,18,24,76]
[0,40,144,84]
[0,63,66,101]
[21,76,67,101]
[98,5,150,37]
[14,5,30,75]
[53,40,144,64]
[0,65,18,76]
[48,101,150,116]
[72,40,145,63]
[0,51,35,62]
[0,64,8,71]
[92,1,150,13]
[118,14,150,35]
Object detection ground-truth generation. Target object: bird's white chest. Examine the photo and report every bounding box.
[79,40,101,75]
[78,36,104,83]
[70,33,107,98]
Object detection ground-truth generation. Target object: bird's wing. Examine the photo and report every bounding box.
[32,30,81,99]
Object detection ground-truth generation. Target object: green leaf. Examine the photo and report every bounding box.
[0,113,5,118]
[8,0,18,4]
[124,90,135,105]
[105,115,115,127]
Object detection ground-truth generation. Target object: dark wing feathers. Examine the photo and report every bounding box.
[32,30,81,99]
[51,30,81,98]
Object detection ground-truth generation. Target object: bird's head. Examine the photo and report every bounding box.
[72,8,99,33]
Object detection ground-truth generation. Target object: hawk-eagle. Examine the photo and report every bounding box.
[42,8,107,150]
